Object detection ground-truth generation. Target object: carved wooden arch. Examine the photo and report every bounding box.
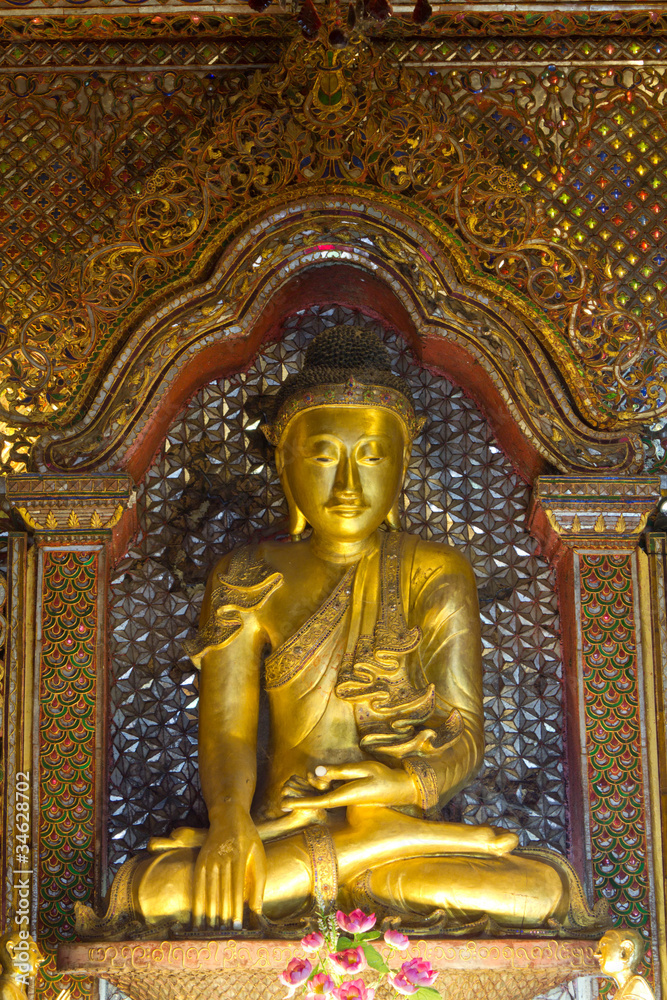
[33,190,643,484]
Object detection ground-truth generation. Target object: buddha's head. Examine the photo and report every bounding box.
[263,326,422,545]
[0,928,44,980]
[594,929,645,978]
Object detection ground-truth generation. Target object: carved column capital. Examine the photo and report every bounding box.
[5,474,134,538]
[528,475,661,563]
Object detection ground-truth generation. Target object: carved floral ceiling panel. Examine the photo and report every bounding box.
[107,306,567,878]
[1,23,667,474]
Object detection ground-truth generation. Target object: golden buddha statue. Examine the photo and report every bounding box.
[77,326,608,939]
[595,930,655,1000]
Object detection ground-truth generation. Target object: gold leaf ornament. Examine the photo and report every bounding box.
[16,506,41,530]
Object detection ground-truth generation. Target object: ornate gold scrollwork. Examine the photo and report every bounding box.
[0,27,659,472]
[34,203,642,477]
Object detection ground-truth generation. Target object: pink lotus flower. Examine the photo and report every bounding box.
[399,958,438,988]
[333,980,375,1000]
[304,973,335,999]
[383,929,409,951]
[329,947,367,975]
[280,957,313,991]
[335,909,376,934]
[389,973,419,996]
[301,932,325,953]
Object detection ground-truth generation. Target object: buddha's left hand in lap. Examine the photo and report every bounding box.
[281,761,421,811]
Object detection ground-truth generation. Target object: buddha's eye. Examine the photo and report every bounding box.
[357,441,388,465]
[303,438,339,465]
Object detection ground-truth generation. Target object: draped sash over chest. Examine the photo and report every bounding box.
[189,535,465,766]
[262,533,449,760]
[262,550,366,753]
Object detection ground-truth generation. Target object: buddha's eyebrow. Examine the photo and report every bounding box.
[304,432,392,448]
[305,434,341,445]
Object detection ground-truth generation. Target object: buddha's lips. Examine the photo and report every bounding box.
[326,502,370,516]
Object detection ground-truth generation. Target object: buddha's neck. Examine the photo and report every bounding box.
[308,531,379,565]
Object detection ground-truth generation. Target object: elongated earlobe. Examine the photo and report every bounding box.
[288,501,307,541]
[385,497,402,532]
[277,452,308,541]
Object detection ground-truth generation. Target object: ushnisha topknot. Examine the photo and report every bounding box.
[262,325,423,446]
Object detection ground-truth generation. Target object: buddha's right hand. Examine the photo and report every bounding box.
[192,802,266,930]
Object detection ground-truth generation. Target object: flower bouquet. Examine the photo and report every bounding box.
[279,909,442,1000]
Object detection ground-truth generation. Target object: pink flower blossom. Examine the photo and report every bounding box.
[335,909,376,934]
[301,932,325,953]
[399,958,438,988]
[333,980,375,1000]
[389,973,419,996]
[383,929,409,951]
[304,973,335,999]
[329,947,367,975]
[280,957,313,991]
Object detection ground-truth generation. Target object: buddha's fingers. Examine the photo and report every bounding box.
[284,779,375,811]
[220,856,233,928]
[205,861,224,927]
[231,854,244,931]
[249,842,267,917]
[192,856,209,929]
[308,763,377,787]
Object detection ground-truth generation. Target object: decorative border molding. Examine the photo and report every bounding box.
[8,475,134,533]
[528,476,661,560]
[0,11,665,33]
[58,936,599,972]
[27,197,643,480]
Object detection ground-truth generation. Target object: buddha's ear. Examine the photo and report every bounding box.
[385,497,402,532]
[277,457,307,541]
[288,501,307,542]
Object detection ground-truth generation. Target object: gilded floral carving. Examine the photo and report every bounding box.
[0,25,664,472]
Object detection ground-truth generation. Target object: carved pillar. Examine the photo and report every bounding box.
[645,529,667,989]
[2,475,133,1000]
[529,475,665,995]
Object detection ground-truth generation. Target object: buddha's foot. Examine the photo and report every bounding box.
[464,824,519,856]
[343,805,518,858]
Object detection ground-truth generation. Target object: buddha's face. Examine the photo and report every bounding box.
[278,405,408,546]
[594,932,636,976]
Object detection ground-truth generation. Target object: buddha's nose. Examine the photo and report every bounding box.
[333,449,362,497]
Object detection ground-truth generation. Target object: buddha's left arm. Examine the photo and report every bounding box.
[412,544,484,804]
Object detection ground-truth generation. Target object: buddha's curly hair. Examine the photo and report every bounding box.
[270,325,415,419]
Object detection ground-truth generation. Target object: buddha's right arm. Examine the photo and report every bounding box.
[191,546,281,814]
[193,609,268,927]
[198,620,265,817]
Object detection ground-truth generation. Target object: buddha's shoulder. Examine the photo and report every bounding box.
[407,535,476,582]
[207,542,283,589]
